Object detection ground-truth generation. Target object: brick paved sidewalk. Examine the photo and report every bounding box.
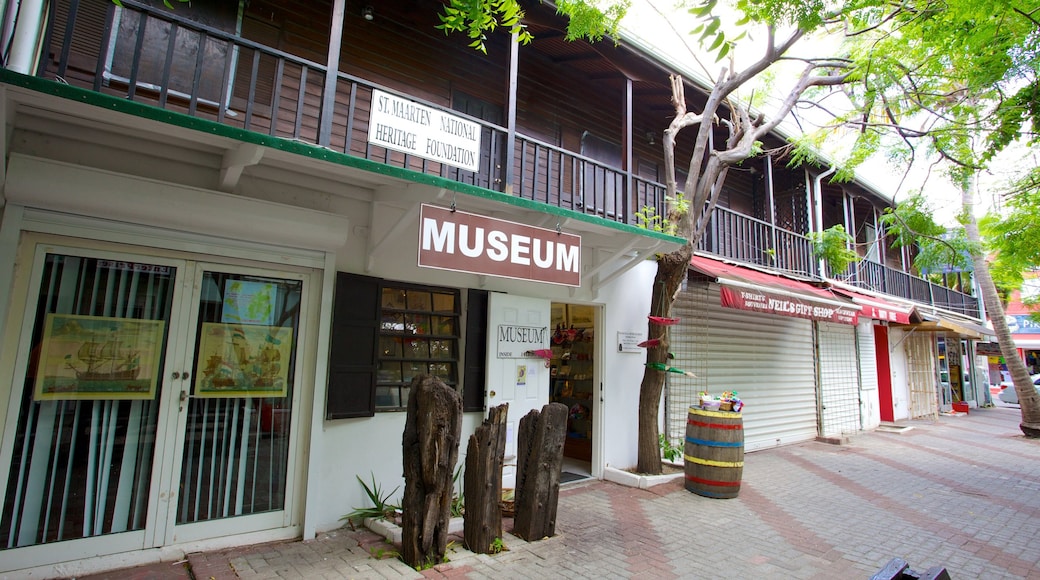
[79,405,1040,580]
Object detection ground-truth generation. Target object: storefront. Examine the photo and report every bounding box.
[1004,282,1040,376]
[668,255,862,452]
[829,285,916,424]
[0,206,341,571]
[0,85,684,575]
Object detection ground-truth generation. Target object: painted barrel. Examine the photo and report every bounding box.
[684,406,744,499]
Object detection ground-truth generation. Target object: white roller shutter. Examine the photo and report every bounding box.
[816,321,861,438]
[857,322,878,392]
[857,322,880,427]
[669,282,818,453]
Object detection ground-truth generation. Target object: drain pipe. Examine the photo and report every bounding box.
[812,165,838,277]
[6,0,46,74]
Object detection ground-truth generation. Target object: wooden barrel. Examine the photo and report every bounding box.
[684,406,744,499]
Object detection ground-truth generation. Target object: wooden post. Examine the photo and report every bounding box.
[401,375,462,568]
[512,402,567,541]
[463,403,508,554]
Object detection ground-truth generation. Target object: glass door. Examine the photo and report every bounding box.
[165,265,305,543]
[1,244,311,564]
[1,250,181,556]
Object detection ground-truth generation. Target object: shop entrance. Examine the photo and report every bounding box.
[0,240,313,569]
[548,303,595,478]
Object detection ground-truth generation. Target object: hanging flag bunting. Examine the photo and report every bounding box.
[637,338,662,348]
[648,315,680,325]
[645,362,697,377]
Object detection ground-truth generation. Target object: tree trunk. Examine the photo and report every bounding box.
[463,403,508,554]
[636,244,694,474]
[512,402,567,541]
[961,181,1040,436]
[401,375,463,568]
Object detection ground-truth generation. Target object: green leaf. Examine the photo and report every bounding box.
[716,42,731,61]
[708,31,726,52]
[690,0,718,18]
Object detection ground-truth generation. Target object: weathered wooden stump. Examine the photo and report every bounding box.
[463,403,508,554]
[512,402,567,541]
[401,374,463,569]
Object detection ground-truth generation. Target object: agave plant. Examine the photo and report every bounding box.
[341,473,400,525]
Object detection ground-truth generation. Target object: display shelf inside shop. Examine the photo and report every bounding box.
[550,329,594,461]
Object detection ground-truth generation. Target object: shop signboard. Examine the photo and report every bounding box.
[1007,314,1040,335]
[368,89,481,171]
[719,285,859,325]
[418,203,582,286]
[856,301,911,324]
[975,342,1001,356]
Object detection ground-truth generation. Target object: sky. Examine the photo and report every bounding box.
[615,0,1020,225]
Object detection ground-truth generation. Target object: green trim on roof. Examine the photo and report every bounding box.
[1,70,685,245]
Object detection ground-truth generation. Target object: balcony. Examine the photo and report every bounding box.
[828,261,979,318]
[21,0,978,317]
[694,208,979,318]
[698,206,818,276]
[36,0,659,228]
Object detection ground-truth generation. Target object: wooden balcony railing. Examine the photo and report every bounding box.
[828,260,980,318]
[40,0,656,227]
[698,206,818,277]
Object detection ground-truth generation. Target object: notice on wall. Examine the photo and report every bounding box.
[617,331,643,353]
[368,89,482,171]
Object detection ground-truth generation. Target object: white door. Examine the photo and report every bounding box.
[485,293,550,489]
[0,243,312,570]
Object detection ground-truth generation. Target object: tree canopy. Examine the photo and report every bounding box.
[438,0,1040,451]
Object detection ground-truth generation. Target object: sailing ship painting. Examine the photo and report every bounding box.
[35,314,166,400]
[196,322,292,398]
[70,338,141,381]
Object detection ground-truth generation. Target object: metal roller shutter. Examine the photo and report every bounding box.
[669,281,818,453]
[857,322,879,392]
[816,321,862,438]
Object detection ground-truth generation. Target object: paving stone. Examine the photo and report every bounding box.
[80,407,1040,580]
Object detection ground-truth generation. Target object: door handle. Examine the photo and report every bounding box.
[489,390,496,398]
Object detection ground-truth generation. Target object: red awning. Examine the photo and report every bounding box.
[830,286,915,325]
[688,255,859,325]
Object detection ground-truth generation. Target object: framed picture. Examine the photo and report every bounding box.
[568,304,595,328]
[34,314,166,401]
[551,303,566,327]
[195,322,293,398]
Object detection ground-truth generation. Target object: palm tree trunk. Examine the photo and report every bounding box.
[962,179,1040,436]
